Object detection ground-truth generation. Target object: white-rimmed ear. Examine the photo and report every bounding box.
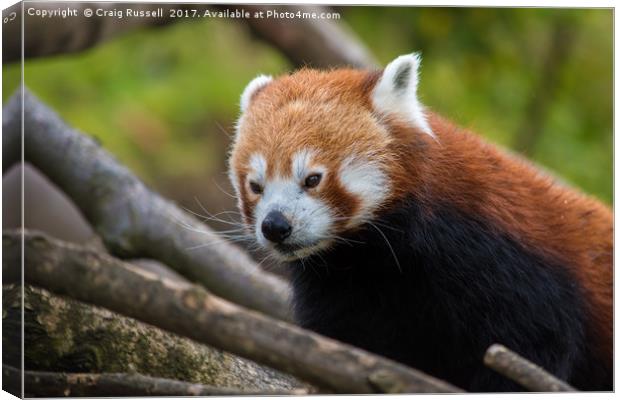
[371,53,433,137]
[240,74,272,113]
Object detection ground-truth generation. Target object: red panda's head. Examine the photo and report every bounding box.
[228,54,433,261]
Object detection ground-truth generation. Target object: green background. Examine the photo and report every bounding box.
[4,7,613,213]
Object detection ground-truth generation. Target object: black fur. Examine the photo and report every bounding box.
[289,199,596,392]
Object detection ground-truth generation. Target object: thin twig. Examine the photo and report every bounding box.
[483,344,576,392]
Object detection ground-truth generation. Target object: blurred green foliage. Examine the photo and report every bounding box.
[3,7,612,206]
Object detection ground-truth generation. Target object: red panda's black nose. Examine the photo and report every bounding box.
[261,211,292,243]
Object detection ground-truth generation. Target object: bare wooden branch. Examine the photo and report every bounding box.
[4,230,462,394]
[5,3,378,70]
[2,89,292,322]
[3,366,307,397]
[226,5,379,68]
[3,3,172,64]
[3,284,303,391]
[484,344,576,392]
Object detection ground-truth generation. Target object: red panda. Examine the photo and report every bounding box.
[227,53,613,392]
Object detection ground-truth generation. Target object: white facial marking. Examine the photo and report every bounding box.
[255,180,332,250]
[372,53,434,137]
[339,156,390,227]
[248,148,333,261]
[248,153,267,183]
[291,149,326,182]
[292,149,314,181]
[240,74,272,113]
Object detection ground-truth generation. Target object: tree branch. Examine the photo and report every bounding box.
[5,3,378,69]
[3,284,302,391]
[3,89,292,322]
[3,366,306,397]
[225,5,378,68]
[4,230,462,394]
[483,344,576,392]
[3,3,172,64]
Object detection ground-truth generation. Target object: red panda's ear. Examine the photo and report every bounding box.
[371,53,434,137]
[240,75,273,113]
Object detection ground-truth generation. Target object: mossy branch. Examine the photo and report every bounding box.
[3,366,306,397]
[3,284,303,391]
[4,230,462,394]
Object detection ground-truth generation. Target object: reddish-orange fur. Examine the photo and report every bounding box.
[232,68,612,369]
[398,114,613,371]
[231,69,388,227]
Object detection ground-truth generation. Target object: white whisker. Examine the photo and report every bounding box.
[215,120,233,139]
[212,178,238,199]
[186,236,251,251]
[368,221,402,273]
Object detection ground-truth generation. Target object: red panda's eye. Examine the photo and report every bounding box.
[304,173,322,189]
[249,181,263,195]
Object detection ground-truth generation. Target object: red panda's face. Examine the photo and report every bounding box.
[228,55,432,261]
